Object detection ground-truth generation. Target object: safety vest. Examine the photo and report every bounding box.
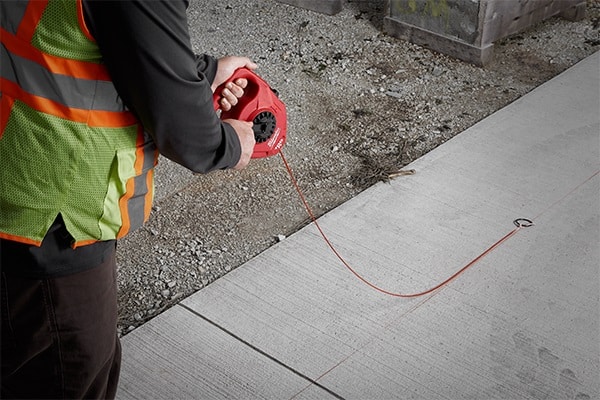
[0,0,158,247]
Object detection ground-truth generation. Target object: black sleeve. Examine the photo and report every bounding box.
[82,0,241,173]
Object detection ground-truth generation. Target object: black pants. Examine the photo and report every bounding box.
[1,247,121,399]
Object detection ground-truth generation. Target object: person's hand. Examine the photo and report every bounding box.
[217,80,247,112]
[225,119,255,170]
[212,56,257,112]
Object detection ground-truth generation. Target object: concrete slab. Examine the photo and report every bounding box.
[118,52,599,399]
[314,177,599,398]
[117,304,340,399]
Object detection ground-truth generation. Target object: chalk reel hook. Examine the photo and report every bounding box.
[513,218,534,228]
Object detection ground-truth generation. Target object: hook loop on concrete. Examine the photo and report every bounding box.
[513,218,534,228]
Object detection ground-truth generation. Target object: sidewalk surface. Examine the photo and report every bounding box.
[117,52,599,400]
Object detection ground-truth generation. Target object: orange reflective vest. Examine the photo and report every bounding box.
[0,0,158,247]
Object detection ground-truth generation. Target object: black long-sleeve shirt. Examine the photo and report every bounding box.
[1,0,240,277]
[83,0,241,172]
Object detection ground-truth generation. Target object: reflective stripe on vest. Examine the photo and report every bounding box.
[1,44,128,113]
[0,0,158,247]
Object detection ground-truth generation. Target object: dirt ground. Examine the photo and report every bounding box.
[116,0,600,335]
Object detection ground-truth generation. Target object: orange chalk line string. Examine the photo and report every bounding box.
[280,151,598,298]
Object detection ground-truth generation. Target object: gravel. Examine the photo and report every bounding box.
[116,0,600,336]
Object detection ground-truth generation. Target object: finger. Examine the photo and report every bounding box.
[244,60,258,70]
[233,78,248,89]
[221,88,239,106]
[220,97,231,112]
[225,83,244,98]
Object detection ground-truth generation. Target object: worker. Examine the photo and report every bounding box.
[0,0,256,398]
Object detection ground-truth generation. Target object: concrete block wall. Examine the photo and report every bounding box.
[383,0,586,66]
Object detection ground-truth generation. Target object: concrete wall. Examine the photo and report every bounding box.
[384,0,586,66]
